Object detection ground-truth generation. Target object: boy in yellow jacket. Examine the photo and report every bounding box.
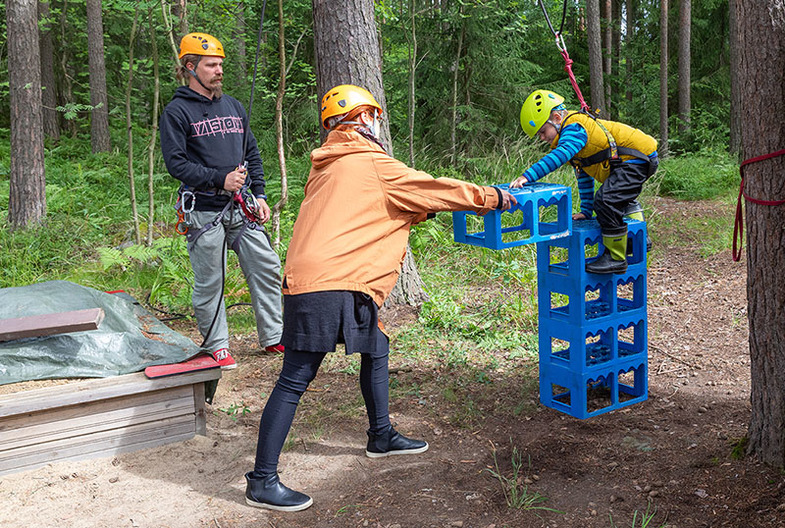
[243,85,516,511]
[511,90,658,274]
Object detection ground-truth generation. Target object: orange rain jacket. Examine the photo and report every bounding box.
[282,130,502,306]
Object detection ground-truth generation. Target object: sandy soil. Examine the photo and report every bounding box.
[1,196,781,528]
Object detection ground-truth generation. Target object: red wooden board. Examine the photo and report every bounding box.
[144,354,220,379]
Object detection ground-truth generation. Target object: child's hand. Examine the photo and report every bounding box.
[572,212,589,220]
[509,175,529,188]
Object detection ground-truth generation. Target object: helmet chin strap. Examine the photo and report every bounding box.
[187,58,215,95]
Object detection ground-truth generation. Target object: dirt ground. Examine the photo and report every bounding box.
[2,196,782,528]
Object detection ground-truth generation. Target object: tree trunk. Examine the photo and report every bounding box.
[7,0,47,229]
[313,0,428,307]
[677,0,691,134]
[586,0,606,116]
[611,0,621,120]
[86,0,112,153]
[603,0,612,117]
[625,0,635,105]
[271,0,290,250]
[728,0,741,158]
[147,7,161,247]
[407,0,417,168]
[449,11,465,166]
[160,0,181,67]
[59,0,77,138]
[234,2,248,80]
[739,0,785,468]
[659,0,669,157]
[38,0,60,141]
[126,5,141,245]
[173,0,188,37]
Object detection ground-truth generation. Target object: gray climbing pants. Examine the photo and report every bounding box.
[187,207,283,352]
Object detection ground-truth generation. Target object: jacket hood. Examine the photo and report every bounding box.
[173,85,220,102]
[310,130,386,170]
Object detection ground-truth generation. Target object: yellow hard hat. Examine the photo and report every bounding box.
[320,85,382,129]
[178,32,225,59]
[520,90,565,138]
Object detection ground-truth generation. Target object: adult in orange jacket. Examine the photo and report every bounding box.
[243,85,516,511]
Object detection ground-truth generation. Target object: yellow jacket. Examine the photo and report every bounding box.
[553,112,658,182]
[282,130,501,306]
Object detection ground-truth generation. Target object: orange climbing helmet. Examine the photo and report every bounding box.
[320,85,382,129]
[178,33,225,59]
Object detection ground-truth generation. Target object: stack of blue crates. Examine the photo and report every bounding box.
[536,218,649,418]
[452,183,572,250]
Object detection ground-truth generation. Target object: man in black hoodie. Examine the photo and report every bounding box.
[159,32,283,369]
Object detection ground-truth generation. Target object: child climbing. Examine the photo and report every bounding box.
[510,90,658,274]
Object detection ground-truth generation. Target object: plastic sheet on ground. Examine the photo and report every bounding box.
[0,280,200,386]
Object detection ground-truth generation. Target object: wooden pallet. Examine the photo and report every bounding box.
[0,368,221,476]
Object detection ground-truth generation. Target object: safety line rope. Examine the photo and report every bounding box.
[732,148,785,262]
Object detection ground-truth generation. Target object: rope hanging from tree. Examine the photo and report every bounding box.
[538,0,591,113]
[732,148,785,262]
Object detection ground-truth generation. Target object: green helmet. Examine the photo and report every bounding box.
[520,90,565,138]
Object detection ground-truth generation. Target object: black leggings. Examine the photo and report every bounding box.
[253,330,391,476]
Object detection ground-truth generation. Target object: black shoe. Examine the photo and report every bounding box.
[586,250,628,275]
[366,427,429,458]
[627,235,653,255]
[245,472,313,512]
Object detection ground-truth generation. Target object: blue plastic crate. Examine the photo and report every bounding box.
[539,358,648,419]
[452,183,572,250]
[538,314,648,372]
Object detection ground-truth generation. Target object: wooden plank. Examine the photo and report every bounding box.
[0,370,221,418]
[0,308,106,342]
[193,382,207,436]
[0,388,195,450]
[0,415,196,473]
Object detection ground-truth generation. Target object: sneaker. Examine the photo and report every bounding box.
[245,472,313,512]
[264,344,285,354]
[212,348,236,370]
[366,427,429,458]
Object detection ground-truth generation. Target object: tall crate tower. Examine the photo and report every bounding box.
[536,218,649,418]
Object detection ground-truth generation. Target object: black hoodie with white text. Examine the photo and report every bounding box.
[159,86,266,211]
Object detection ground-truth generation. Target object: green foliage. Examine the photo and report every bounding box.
[651,148,738,200]
[609,502,668,528]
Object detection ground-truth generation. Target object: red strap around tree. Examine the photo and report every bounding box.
[732,148,785,262]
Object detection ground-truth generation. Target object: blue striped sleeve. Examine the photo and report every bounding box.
[522,124,587,182]
[577,170,595,216]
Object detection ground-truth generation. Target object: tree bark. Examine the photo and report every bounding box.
[147,7,161,247]
[271,0,290,250]
[677,0,691,134]
[312,0,428,307]
[611,0,621,120]
[7,0,47,229]
[407,0,417,168]
[603,0,612,117]
[728,0,742,158]
[234,2,248,80]
[659,0,669,157]
[586,0,607,116]
[38,0,60,141]
[59,0,77,138]
[739,0,785,468]
[625,0,636,105]
[126,5,141,245]
[449,10,465,166]
[86,0,112,152]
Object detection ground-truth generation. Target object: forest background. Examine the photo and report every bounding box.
[0,0,738,293]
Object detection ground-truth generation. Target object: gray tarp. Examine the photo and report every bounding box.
[0,281,200,386]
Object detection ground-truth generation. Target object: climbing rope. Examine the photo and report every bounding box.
[537,0,591,113]
[732,148,785,262]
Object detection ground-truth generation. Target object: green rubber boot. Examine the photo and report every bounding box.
[623,202,653,254]
[586,229,628,275]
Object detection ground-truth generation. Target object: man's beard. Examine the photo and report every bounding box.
[210,78,223,98]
